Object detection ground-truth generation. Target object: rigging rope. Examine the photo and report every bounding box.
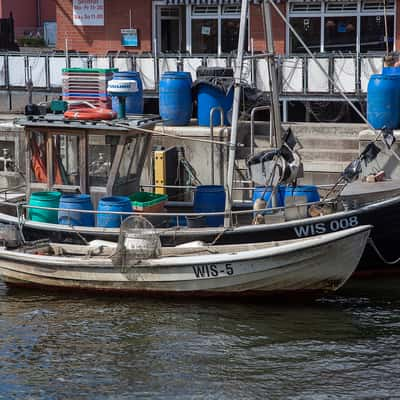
[368,237,400,265]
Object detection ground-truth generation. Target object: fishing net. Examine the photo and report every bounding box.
[115,216,161,267]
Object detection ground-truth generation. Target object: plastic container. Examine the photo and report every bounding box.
[197,84,233,126]
[96,196,133,228]
[252,186,285,213]
[28,191,62,224]
[159,72,192,126]
[193,185,226,227]
[129,192,168,213]
[58,194,94,227]
[111,71,144,115]
[284,185,320,204]
[367,74,400,129]
[382,67,400,75]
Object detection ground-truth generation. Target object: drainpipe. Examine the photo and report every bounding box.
[36,0,41,28]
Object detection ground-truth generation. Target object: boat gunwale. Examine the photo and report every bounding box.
[0,225,371,268]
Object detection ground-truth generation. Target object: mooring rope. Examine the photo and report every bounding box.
[368,237,400,265]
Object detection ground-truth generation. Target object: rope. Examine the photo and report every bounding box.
[368,237,400,265]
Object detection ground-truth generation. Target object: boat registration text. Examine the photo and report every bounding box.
[193,263,234,279]
[294,216,359,238]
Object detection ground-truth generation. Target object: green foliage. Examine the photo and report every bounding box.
[17,36,46,47]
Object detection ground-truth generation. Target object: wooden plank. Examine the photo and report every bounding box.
[106,135,126,195]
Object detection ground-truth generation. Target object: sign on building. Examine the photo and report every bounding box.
[73,0,104,26]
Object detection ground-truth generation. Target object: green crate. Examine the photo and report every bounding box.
[129,192,168,211]
[62,68,118,74]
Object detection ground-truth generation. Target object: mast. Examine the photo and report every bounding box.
[224,0,249,228]
[262,0,282,148]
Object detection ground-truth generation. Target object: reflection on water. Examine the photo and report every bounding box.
[0,279,399,399]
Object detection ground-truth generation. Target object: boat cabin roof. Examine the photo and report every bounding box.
[18,114,161,133]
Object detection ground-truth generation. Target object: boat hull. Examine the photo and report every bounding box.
[0,227,370,297]
[0,196,398,275]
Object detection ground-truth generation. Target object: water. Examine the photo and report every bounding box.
[0,279,399,399]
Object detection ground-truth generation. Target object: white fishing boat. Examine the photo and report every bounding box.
[0,219,371,297]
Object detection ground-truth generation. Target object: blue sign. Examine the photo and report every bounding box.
[121,29,138,47]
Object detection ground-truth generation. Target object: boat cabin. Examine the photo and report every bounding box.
[19,115,160,207]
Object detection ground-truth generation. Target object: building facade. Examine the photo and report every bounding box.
[55,0,397,56]
[0,0,56,40]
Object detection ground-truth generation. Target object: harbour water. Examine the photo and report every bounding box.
[0,278,399,399]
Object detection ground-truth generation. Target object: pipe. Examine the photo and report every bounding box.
[224,0,249,228]
[209,106,224,185]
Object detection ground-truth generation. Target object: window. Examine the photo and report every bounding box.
[360,15,394,52]
[324,16,357,52]
[290,17,321,53]
[190,5,245,55]
[191,19,218,54]
[287,0,395,54]
[159,6,186,54]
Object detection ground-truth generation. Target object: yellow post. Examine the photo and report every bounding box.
[154,150,166,195]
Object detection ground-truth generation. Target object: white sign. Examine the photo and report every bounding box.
[73,0,104,26]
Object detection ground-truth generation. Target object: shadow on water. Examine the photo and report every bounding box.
[0,278,399,399]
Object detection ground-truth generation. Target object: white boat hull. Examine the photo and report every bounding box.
[0,226,371,296]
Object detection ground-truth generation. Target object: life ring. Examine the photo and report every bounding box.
[64,107,117,121]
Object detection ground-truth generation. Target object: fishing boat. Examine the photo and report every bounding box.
[0,219,372,296]
[0,0,397,278]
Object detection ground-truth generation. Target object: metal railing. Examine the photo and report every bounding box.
[0,52,384,101]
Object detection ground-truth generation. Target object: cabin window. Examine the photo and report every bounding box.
[88,135,118,187]
[117,137,145,185]
[30,131,48,184]
[54,135,80,186]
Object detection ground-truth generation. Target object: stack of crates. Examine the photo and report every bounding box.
[62,68,118,109]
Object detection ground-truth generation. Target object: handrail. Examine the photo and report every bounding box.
[209,106,225,185]
[6,198,333,218]
[250,105,270,156]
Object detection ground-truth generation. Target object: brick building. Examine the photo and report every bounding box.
[55,0,397,57]
[0,0,56,40]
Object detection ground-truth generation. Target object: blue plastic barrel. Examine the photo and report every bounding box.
[96,196,133,228]
[284,185,320,204]
[367,74,400,129]
[197,84,233,127]
[58,194,94,227]
[193,185,226,227]
[382,67,400,75]
[159,72,192,126]
[111,71,144,115]
[252,186,285,212]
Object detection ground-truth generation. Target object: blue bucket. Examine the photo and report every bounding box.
[197,84,233,126]
[193,185,226,227]
[159,72,192,126]
[111,71,144,114]
[284,185,320,204]
[367,74,400,129]
[58,194,94,227]
[96,196,133,228]
[252,186,285,213]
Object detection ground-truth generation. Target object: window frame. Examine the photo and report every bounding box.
[286,0,396,55]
